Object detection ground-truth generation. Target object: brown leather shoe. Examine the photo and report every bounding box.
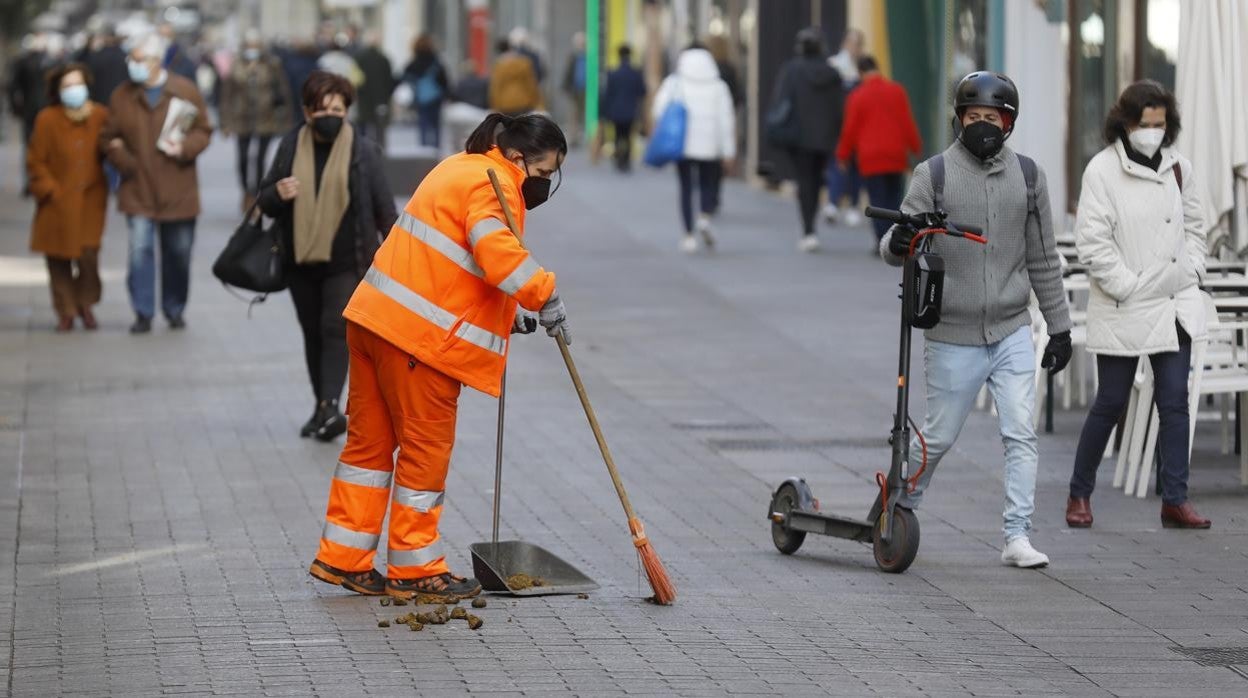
[1066,497,1093,528]
[1160,501,1211,529]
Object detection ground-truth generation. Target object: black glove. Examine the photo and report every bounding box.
[887,225,918,257]
[1042,331,1072,374]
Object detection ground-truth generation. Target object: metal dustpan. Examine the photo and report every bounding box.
[471,540,598,595]
[470,371,597,596]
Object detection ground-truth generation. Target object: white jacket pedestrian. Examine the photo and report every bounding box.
[1076,139,1207,356]
[651,48,735,161]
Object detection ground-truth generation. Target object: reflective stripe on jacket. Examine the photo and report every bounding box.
[343,147,556,396]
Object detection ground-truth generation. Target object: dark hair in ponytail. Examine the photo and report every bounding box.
[465,112,568,162]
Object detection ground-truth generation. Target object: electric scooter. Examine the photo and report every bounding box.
[767,206,986,573]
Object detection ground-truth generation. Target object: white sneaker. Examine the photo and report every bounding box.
[680,235,698,254]
[798,235,821,253]
[822,203,840,223]
[841,206,863,227]
[1001,537,1049,568]
[696,217,716,250]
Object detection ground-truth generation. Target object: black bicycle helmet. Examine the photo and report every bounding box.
[954,71,1020,130]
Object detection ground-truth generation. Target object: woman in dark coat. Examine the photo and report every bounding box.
[258,71,397,441]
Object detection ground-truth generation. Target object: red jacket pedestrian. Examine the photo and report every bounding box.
[835,69,922,176]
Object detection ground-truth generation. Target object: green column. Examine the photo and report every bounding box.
[586,0,601,140]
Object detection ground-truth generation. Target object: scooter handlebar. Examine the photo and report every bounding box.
[864,206,985,241]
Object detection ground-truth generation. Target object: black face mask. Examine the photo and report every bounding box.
[960,120,1005,160]
[518,160,557,210]
[312,115,343,141]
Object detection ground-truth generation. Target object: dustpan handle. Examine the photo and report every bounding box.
[493,370,505,546]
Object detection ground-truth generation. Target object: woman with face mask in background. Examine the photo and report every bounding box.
[1066,80,1210,530]
[257,71,397,442]
[26,63,110,332]
[306,112,570,602]
[220,30,293,211]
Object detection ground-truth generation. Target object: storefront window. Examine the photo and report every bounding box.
[1068,0,1118,209]
[1137,0,1178,89]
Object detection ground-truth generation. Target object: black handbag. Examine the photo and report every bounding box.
[765,68,801,149]
[212,201,287,294]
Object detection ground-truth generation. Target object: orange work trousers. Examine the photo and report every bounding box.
[316,322,462,580]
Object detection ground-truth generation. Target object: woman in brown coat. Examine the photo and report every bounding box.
[26,63,110,332]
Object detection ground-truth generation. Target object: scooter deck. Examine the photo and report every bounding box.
[783,508,874,543]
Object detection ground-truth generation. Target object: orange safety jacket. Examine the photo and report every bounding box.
[343,147,557,396]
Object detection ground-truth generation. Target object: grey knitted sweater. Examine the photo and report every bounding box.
[880,141,1072,346]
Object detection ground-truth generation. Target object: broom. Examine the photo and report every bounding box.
[486,168,677,605]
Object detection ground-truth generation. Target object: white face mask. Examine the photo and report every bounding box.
[1128,127,1165,158]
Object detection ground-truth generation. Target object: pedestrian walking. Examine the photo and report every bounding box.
[562,32,587,145]
[353,31,396,149]
[101,33,213,334]
[307,112,570,600]
[508,27,545,83]
[220,31,292,210]
[451,60,489,109]
[401,34,450,148]
[651,44,735,253]
[26,63,109,332]
[880,71,1072,568]
[836,55,922,245]
[257,71,397,442]
[601,44,646,173]
[768,28,844,253]
[8,34,55,195]
[158,23,198,83]
[1067,81,1211,530]
[81,26,128,105]
[489,39,542,116]
[823,28,865,226]
[278,37,322,126]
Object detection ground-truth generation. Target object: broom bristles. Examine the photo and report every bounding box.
[629,518,676,605]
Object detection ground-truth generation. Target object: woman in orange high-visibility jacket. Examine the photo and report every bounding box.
[308,113,571,602]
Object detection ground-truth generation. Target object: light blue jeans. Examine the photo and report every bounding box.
[896,325,1039,542]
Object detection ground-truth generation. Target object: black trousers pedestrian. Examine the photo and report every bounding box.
[1070,324,1192,505]
[790,148,828,236]
[863,173,904,240]
[611,120,633,171]
[236,133,272,195]
[676,159,722,233]
[288,265,358,403]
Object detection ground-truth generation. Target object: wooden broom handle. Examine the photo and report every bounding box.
[485,168,639,523]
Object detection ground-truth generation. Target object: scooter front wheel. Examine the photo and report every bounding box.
[769,483,807,555]
[872,506,919,573]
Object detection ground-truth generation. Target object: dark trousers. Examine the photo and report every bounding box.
[611,119,633,171]
[416,103,442,147]
[790,148,828,235]
[236,133,272,195]
[1071,325,1192,505]
[863,173,904,240]
[676,159,722,233]
[46,248,102,319]
[289,265,358,403]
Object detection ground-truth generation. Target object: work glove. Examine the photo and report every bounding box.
[539,293,571,345]
[1042,331,1072,374]
[887,225,919,257]
[512,309,538,335]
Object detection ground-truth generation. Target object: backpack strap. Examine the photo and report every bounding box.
[1016,153,1039,222]
[927,153,945,212]
[1172,162,1183,192]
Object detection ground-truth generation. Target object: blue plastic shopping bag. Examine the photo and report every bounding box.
[643,99,687,167]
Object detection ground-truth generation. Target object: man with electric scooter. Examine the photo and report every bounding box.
[880,72,1072,568]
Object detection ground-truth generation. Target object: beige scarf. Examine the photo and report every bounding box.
[292,121,353,264]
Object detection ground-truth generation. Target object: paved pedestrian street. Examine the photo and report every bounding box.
[1,138,1246,697]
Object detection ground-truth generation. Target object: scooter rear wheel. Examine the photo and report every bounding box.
[872,506,919,573]
[770,483,806,555]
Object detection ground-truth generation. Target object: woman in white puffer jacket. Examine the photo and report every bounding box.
[651,45,736,253]
[1067,80,1210,530]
